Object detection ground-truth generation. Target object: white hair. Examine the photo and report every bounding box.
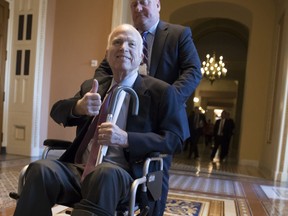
[106,24,143,54]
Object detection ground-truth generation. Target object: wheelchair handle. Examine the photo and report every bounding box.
[97,86,139,165]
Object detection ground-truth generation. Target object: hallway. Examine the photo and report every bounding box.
[170,141,288,215]
[173,139,269,179]
[1,144,288,215]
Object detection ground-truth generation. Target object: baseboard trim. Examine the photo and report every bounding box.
[239,159,259,167]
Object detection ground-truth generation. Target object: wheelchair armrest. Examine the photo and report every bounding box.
[43,139,73,148]
[142,155,164,198]
[42,139,72,159]
[143,155,164,176]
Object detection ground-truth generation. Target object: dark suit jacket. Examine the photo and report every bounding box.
[188,112,206,132]
[50,74,189,215]
[214,118,235,141]
[94,21,202,105]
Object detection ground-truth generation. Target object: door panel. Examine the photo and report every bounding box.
[0,0,9,153]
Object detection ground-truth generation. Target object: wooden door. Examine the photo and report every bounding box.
[0,0,9,153]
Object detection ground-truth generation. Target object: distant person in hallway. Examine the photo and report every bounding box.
[210,110,235,162]
[187,106,206,159]
[203,119,214,148]
[94,0,202,214]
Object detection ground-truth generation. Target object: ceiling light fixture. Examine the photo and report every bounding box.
[201,53,228,84]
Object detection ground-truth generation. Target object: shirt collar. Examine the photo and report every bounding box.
[111,70,138,88]
[148,20,159,36]
[141,19,159,36]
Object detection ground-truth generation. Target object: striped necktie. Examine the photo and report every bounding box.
[141,31,149,67]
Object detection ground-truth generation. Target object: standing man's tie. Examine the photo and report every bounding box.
[141,31,149,68]
[218,119,225,136]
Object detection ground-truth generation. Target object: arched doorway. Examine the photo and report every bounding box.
[163,0,251,163]
[188,18,249,162]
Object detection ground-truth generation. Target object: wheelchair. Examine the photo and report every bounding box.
[9,139,164,216]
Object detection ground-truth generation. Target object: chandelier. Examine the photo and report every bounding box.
[201,53,227,84]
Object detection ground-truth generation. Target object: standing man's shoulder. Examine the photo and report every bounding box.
[158,20,192,35]
[141,74,171,90]
[137,75,177,99]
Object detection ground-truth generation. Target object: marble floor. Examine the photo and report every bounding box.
[1,143,288,216]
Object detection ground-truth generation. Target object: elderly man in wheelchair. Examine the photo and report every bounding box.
[12,24,188,216]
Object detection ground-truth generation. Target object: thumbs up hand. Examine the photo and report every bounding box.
[73,79,102,116]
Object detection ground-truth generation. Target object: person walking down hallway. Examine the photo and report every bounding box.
[204,119,214,148]
[187,107,206,159]
[210,110,235,162]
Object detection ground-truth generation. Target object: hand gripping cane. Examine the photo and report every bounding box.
[96,86,139,165]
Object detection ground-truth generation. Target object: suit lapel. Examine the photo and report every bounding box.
[97,76,113,99]
[126,75,150,128]
[150,21,168,77]
[132,75,147,94]
[131,75,150,111]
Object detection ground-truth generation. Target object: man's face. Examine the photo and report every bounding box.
[106,26,143,79]
[130,0,160,31]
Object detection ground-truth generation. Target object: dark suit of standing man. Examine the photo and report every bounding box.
[94,2,201,214]
[210,111,235,162]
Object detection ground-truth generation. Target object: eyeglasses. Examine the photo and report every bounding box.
[130,0,151,7]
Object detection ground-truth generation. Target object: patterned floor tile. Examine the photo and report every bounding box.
[1,153,288,216]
